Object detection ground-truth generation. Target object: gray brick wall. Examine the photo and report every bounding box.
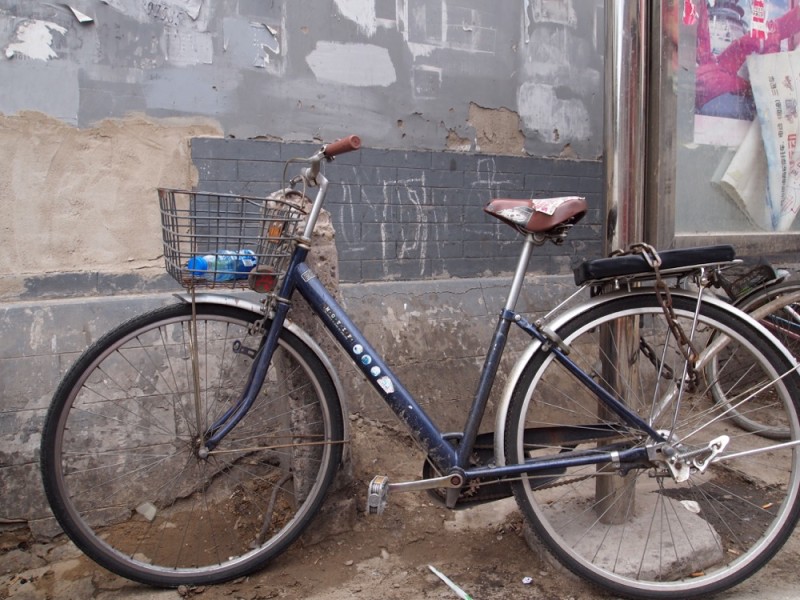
[191,139,604,282]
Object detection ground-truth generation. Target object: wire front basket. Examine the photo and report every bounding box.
[159,188,306,290]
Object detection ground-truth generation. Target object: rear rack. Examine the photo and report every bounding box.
[573,245,737,287]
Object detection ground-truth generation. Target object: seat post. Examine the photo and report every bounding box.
[504,235,536,312]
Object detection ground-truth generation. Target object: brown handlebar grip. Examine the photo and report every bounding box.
[323,135,362,158]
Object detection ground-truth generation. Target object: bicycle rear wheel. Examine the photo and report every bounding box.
[708,281,800,439]
[41,303,344,586]
[504,293,800,599]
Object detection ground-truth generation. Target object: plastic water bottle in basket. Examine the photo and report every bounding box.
[186,249,257,282]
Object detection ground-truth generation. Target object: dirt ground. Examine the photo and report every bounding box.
[3,415,800,600]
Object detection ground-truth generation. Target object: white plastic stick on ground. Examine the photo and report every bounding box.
[428,564,473,600]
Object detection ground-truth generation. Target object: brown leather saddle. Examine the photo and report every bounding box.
[484,196,587,234]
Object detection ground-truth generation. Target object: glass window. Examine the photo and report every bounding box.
[650,0,800,254]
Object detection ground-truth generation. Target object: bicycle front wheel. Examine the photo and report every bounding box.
[504,293,800,600]
[41,303,344,586]
[708,280,800,439]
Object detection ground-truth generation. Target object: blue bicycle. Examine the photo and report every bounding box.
[41,137,800,599]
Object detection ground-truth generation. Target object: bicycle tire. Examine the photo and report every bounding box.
[707,280,800,439]
[504,293,800,600]
[41,303,344,586]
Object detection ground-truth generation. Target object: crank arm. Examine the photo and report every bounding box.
[388,473,463,493]
[367,473,463,516]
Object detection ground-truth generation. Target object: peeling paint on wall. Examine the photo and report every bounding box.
[104,0,208,29]
[306,41,396,87]
[1,1,604,156]
[468,103,525,156]
[334,0,378,37]
[165,29,213,65]
[412,64,442,99]
[530,0,576,27]
[446,129,471,151]
[4,20,66,61]
[517,81,591,144]
[0,112,222,286]
[400,0,498,56]
[221,16,287,74]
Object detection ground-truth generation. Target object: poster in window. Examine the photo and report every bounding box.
[687,0,800,231]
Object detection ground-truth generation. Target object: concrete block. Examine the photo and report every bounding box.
[338,261,361,282]
[361,147,431,169]
[325,163,397,187]
[492,154,540,174]
[360,259,433,281]
[279,141,319,161]
[575,175,603,193]
[1,462,50,521]
[550,158,601,177]
[360,222,400,242]
[430,152,481,172]
[95,273,178,296]
[433,257,519,278]
[337,241,394,261]
[236,159,285,183]
[396,204,462,224]
[342,278,492,321]
[0,357,61,411]
[193,157,238,181]
[409,167,465,189]
[460,222,501,240]
[396,240,462,260]
[463,239,519,259]
[191,138,280,162]
[320,183,358,207]
[19,272,100,300]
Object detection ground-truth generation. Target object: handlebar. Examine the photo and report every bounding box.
[290,134,362,191]
[291,135,360,239]
[323,135,361,158]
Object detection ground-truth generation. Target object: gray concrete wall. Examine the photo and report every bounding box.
[0,0,604,157]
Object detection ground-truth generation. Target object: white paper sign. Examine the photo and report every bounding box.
[748,49,800,231]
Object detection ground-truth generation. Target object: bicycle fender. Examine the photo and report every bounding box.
[174,292,350,459]
[493,288,799,467]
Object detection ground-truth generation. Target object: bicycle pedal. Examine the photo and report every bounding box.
[367,475,390,516]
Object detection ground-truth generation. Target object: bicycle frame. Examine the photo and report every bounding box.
[200,174,664,485]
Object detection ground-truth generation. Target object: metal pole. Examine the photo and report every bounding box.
[605,0,648,253]
[597,0,649,524]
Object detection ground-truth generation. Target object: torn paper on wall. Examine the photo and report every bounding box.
[747,49,800,231]
[67,6,94,24]
[719,118,771,230]
[4,20,66,61]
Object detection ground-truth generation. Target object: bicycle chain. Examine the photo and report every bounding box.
[639,336,675,380]
[427,469,598,507]
[620,243,700,386]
